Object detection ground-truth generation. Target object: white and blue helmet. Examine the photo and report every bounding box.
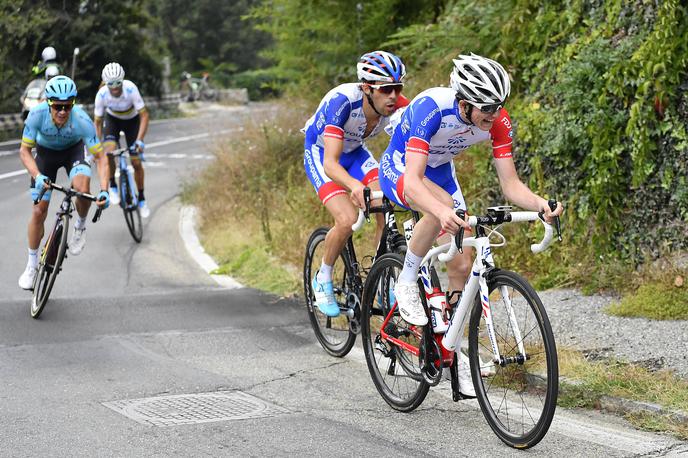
[357,51,406,84]
[450,53,511,104]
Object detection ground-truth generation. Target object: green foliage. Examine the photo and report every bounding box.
[607,283,688,320]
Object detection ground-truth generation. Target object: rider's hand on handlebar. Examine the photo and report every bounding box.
[34,173,49,192]
[439,206,469,234]
[350,183,366,210]
[542,201,563,225]
[96,190,110,209]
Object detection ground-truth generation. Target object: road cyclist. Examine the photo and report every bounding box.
[303,50,410,318]
[17,75,110,290]
[377,53,564,396]
[94,62,151,218]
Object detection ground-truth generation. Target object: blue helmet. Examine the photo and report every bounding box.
[357,51,406,84]
[45,75,77,101]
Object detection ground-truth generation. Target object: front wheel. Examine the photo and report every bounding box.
[361,253,429,412]
[120,169,143,243]
[303,227,357,357]
[468,269,558,449]
[31,215,69,318]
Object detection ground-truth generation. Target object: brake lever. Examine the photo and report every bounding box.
[455,209,466,254]
[548,199,562,241]
[363,187,371,222]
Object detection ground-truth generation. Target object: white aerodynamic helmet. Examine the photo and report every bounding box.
[450,53,511,105]
[41,46,57,62]
[102,62,125,85]
[44,65,60,79]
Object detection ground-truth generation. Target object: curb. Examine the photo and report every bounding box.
[599,395,688,424]
[179,205,243,289]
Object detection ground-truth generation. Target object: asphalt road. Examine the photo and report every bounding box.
[0,104,685,456]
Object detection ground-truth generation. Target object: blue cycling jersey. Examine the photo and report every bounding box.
[22,102,103,156]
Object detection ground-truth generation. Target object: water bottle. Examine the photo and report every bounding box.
[427,292,448,333]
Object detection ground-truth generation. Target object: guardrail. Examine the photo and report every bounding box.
[0,88,249,132]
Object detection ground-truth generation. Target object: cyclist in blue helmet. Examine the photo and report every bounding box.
[302,50,410,317]
[17,75,110,290]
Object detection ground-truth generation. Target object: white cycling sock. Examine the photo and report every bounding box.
[28,248,38,268]
[398,248,423,284]
[317,261,333,283]
[75,216,87,230]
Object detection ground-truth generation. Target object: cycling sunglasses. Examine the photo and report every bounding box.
[106,80,123,88]
[467,100,504,114]
[369,83,404,95]
[48,99,75,113]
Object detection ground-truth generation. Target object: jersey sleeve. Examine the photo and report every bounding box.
[490,109,514,159]
[406,96,442,156]
[129,83,146,111]
[75,109,103,156]
[21,108,42,148]
[322,93,351,140]
[94,89,105,118]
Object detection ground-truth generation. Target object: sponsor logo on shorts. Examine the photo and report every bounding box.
[304,149,322,188]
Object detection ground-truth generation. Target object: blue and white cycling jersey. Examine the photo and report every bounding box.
[379,87,513,209]
[386,87,513,168]
[303,83,408,153]
[22,102,103,156]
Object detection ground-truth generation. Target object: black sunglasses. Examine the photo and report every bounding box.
[369,83,404,95]
[467,101,503,114]
[48,100,75,113]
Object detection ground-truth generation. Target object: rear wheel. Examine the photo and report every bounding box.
[468,269,558,449]
[361,253,429,411]
[31,215,69,318]
[303,227,357,357]
[120,169,143,243]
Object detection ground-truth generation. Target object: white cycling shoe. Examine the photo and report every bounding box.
[69,227,87,256]
[18,265,38,290]
[109,186,121,206]
[138,200,150,218]
[458,352,476,398]
[393,281,428,326]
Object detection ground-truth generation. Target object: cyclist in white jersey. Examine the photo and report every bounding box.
[94,62,151,217]
[303,51,409,317]
[379,53,563,326]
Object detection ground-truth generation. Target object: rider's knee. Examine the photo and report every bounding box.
[31,203,49,221]
[446,252,472,280]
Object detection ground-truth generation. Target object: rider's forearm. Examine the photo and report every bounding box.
[19,145,40,178]
[94,117,103,140]
[137,109,149,140]
[501,177,548,211]
[95,153,110,190]
[323,160,361,192]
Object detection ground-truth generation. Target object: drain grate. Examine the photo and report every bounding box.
[103,391,290,427]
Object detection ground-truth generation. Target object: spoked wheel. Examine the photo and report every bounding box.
[120,172,143,243]
[361,253,429,412]
[468,269,558,449]
[31,215,69,318]
[303,227,357,357]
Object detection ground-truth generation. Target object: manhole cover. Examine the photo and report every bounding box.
[103,391,289,426]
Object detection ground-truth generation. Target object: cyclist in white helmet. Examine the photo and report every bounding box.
[378,54,563,395]
[303,50,410,317]
[94,62,151,217]
[32,46,62,77]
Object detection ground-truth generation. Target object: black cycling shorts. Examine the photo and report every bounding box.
[103,113,140,152]
[30,141,91,201]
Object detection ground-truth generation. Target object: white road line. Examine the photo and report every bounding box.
[0,169,26,180]
[0,129,232,182]
[178,205,243,289]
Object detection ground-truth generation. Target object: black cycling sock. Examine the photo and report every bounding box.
[138,189,145,201]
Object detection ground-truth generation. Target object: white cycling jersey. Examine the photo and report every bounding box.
[94,80,145,120]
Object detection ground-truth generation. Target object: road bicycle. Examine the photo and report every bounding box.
[31,182,103,318]
[303,189,411,357]
[360,202,561,449]
[108,146,143,242]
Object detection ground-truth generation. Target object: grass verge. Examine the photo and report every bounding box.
[558,348,688,439]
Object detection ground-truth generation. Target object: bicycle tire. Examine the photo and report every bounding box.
[120,169,143,242]
[361,252,429,412]
[303,227,357,357]
[31,214,69,318]
[468,269,558,449]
